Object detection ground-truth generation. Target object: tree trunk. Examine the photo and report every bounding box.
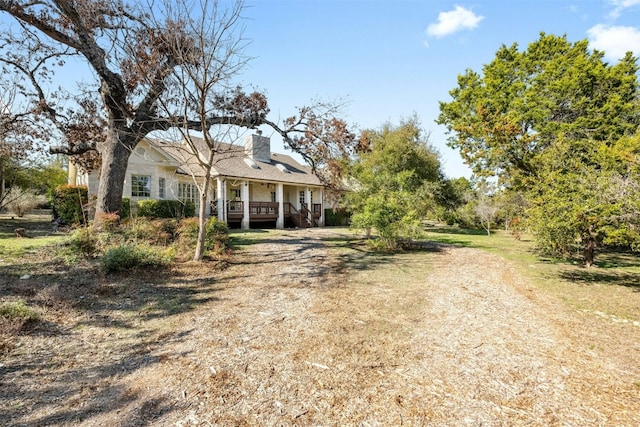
[583,235,595,267]
[95,131,135,221]
[194,175,211,261]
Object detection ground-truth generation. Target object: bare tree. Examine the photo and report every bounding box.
[0,0,356,227]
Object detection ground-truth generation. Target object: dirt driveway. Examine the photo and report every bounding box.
[2,228,639,426]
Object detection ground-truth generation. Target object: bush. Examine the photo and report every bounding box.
[120,198,131,219]
[136,199,195,219]
[0,299,39,321]
[95,212,121,232]
[61,228,100,262]
[52,185,88,225]
[324,208,351,226]
[101,243,173,274]
[177,217,229,252]
[125,217,178,246]
[1,299,39,353]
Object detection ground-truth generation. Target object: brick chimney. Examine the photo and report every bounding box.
[245,132,271,162]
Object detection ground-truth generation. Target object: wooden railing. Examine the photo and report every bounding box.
[249,202,278,220]
[209,200,320,227]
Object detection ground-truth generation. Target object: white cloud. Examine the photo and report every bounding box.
[608,0,640,18]
[426,5,484,39]
[587,24,640,60]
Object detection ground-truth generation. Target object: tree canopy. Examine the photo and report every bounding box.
[438,33,640,265]
[437,33,639,188]
[346,118,444,249]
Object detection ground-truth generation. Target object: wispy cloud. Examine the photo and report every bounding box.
[608,0,640,18]
[426,5,484,39]
[587,24,640,60]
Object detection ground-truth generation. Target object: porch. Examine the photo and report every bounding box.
[211,201,322,228]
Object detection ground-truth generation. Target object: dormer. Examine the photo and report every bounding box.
[245,132,271,162]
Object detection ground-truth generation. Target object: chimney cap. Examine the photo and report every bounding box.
[256,129,263,135]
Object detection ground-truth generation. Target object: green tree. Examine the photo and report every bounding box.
[438,33,640,264]
[346,118,444,249]
[437,33,639,188]
[527,135,640,266]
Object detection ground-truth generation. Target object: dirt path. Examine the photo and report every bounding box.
[3,229,639,426]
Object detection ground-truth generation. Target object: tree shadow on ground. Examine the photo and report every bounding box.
[558,269,640,291]
[0,330,191,426]
[0,248,223,425]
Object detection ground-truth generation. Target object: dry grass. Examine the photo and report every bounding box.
[0,226,639,426]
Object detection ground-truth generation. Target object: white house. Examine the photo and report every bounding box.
[72,133,326,229]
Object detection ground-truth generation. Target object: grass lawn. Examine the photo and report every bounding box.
[0,213,67,258]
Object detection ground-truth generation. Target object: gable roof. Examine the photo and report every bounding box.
[153,137,323,187]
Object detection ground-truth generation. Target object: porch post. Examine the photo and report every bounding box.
[305,187,312,224]
[276,183,284,229]
[216,178,225,222]
[319,189,325,226]
[241,180,250,229]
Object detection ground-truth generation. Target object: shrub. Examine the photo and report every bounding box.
[137,199,195,219]
[0,299,39,347]
[52,185,88,225]
[95,212,121,232]
[101,243,173,274]
[120,198,131,220]
[125,217,178,246]
[60,227,100,263]
[0,299,39,321]
[205,217,229,249]
[324,208,351,226]
[177,217,229,252]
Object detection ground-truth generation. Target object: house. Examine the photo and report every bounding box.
[71,133,326,229]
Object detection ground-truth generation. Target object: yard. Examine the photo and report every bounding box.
[1,215,639,426]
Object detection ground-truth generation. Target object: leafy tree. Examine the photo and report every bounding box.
[346,118,444,249]
[438,33,640,264]
[437,33,639,188]
[527,135,640,266]
[0,0,356,225]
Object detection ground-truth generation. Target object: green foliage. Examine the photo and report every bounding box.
[101,244,173,274]
[177,217,229,252]
[324,208,351,226]
[61,227,100,262]
[136,199,195,219]
[0,158,67,212]
[120,198,131,219]
[525,136,640,264]
[52,185,88,225]
[438,33,639,187]
[346,118,444,249]
[438,32,640,264]
[0,299,39,321]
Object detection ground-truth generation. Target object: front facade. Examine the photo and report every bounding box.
[73,134,325,229]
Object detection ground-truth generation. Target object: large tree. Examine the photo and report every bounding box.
[437,33,639,188]
[438,33,640,264]
[0,0,355,223]
[346,118,444,249]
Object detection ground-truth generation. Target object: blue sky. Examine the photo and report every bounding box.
[231,0,640,178]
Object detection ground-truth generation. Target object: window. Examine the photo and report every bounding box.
[178,182,198,204]
[299,190,306,207]
[271,191,277,203]
[158,177,166,199]
[131,175,151,197]
[231,189,241,200]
